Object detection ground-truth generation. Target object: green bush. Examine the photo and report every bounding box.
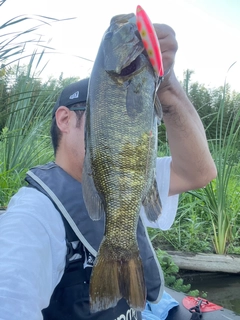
[156,249,207,297]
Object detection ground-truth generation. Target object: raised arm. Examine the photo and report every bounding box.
[154,24,217,196]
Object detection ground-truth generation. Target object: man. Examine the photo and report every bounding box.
[0,24,216,320]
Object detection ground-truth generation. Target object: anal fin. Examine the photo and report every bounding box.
[142,178,162,222]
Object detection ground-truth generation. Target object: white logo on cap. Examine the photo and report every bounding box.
[69,91,79,99]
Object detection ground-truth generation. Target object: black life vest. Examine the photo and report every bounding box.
[25,162,164,320]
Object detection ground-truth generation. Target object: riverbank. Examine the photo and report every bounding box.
[167,250,240,273]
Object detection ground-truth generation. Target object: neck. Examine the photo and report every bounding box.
[55,154,83,182]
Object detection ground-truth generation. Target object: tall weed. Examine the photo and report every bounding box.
[190,69,240,254]
[0,52,56,207]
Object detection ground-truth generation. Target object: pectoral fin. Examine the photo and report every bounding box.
[126,81,143,119]
[142,179,162,221]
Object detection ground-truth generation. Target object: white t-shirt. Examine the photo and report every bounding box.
[0,157,178,320]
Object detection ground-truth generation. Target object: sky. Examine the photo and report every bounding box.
[1,0,240,91]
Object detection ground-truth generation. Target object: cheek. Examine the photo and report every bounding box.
[74,126,85,157]
[67,126,82,154]
[70,114,86,159]
[79,135,85,156]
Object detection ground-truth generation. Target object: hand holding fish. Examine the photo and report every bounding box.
[153,23,179,107]
[135,6,178,109]
[153,24,178,80]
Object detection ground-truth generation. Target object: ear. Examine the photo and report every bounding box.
[55,106,71,133]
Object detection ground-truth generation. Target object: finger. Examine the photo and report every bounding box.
[153,24,178,54]
[153,23,176,41]
[153,24,178,73]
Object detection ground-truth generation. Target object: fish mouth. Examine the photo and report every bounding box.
[119,55,141,77]
[108,53,149,82]
[118,29,152,78]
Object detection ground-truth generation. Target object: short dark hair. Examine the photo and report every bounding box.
[50,102,86,156]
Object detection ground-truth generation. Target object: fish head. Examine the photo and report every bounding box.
[102,13,148,78]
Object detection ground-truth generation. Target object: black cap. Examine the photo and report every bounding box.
[52,78,89,117]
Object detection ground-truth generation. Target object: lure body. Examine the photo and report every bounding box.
[136,5,164,77]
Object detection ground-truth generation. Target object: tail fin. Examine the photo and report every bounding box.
[121,254,146,310]
[90,240,146,313]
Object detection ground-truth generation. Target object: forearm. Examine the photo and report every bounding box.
[158,71,217,196]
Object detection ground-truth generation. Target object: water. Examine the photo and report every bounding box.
[180,271,240,315]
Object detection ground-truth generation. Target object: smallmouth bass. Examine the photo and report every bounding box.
[82,12,163,313]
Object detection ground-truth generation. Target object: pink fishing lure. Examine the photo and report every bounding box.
[136,5,164,77]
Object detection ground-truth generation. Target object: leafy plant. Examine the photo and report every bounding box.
[156,249,207,297]
[0,54,55,206]
[189,63,240,254]
[0,0,6,7]
[0,5,82,207]
[0,49,82,207]
[148,192,214,253]
[155,67,240,255]
[0,10,74,69]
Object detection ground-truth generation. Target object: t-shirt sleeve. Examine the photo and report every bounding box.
[140,156,179,230]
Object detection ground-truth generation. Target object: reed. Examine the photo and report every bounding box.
[0,51,56,206]
[190,63,240,254]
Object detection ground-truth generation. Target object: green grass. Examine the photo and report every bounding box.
[190,79,240,254]
[0,52,55,207]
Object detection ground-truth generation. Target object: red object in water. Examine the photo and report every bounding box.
[182,296,223,313]
[136,5,164,77]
